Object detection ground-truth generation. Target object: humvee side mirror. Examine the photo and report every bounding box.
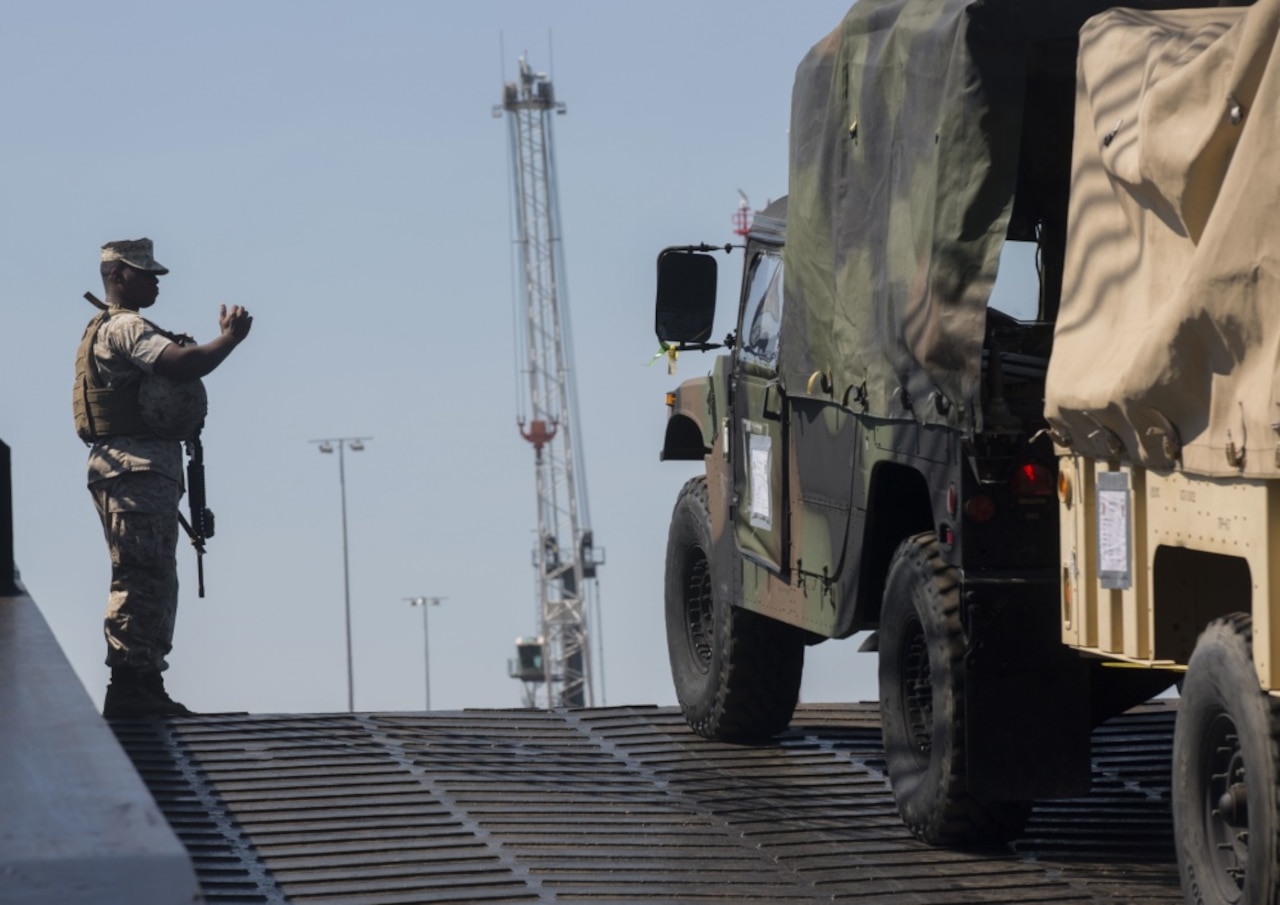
[655,248,718,346]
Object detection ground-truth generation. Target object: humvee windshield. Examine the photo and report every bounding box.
[741,250,783,367]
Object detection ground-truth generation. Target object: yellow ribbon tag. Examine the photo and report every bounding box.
[647,342,679,375]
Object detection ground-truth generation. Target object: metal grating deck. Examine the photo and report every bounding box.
[110,702,1182,904]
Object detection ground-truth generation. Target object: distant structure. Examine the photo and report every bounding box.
[495,56,604,709]
[733,190,755,236]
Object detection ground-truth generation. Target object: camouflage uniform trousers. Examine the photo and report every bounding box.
[90,470,183,673]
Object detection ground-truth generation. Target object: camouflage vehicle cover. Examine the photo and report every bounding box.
[656,0,1234,857]
[785,0,1028,432]
[784,0,1230,432]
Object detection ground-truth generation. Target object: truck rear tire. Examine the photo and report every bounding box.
[664,476,803,741]
[1173,614,1280,905]
[879,531,1031,845]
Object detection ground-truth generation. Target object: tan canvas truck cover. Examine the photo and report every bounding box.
[784,0,1229,433]
[1046,1,1280,478]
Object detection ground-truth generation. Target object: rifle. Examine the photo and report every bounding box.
[179,434,215,598]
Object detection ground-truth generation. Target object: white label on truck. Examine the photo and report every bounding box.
[748,430,772,530]
[1096,472,1132,590]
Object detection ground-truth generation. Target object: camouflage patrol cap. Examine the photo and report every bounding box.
[101,238,169,274]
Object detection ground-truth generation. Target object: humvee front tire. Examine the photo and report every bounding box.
[879,531,1030,844]
[1173,614,1280,905]
[664,476,803,741]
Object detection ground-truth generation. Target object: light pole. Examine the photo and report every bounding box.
[311,436,371,713]
[405,596,445,710]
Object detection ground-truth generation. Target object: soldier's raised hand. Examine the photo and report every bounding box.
[219,304,253,343]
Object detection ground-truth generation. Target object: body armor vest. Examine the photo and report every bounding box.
[73,307,206,443]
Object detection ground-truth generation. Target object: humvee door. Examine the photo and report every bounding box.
[731,248,787,573]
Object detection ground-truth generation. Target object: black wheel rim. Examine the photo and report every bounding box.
[1202,710,1248,901]
[901,614,932,760]
[683,548,714,674]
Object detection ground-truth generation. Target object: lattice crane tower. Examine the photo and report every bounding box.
[496,56,604,709]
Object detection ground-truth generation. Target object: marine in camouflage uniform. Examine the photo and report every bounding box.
[82,238,253,717]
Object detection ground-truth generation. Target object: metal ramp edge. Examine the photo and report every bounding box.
[0,588,201,905]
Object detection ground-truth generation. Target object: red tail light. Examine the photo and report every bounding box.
[1012,462,1055,497]
[965,495,996,523]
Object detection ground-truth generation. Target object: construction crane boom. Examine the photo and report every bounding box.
[497,56,604,709]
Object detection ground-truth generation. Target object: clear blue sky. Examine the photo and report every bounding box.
[2,0,891,715]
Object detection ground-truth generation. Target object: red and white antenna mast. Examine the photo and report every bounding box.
[496,55,604,709]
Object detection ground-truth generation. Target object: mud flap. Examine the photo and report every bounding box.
[963,583,1093,801]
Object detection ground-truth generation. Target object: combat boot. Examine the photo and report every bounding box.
[102,666,192,717]
[143,670,194,716]
[103,666,154,717]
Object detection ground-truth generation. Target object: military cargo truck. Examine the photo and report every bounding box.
[654,1,1277,901]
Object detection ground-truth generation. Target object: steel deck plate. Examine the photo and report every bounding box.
[110,702,1182,904]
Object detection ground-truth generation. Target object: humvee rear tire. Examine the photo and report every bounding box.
[879,531,1031,845]
[1173,614,1280,905]
[664,476,803,741]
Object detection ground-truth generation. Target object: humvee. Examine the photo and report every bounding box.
[653,1,1278,901]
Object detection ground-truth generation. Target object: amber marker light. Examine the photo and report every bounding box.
[1058,463,1073,505]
